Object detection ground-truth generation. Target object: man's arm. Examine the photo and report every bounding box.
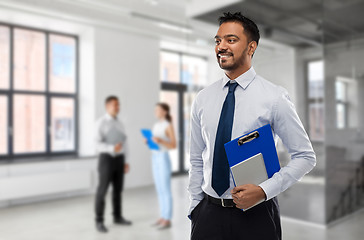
[122,138,130,173]
[259,89,316,200]
[118,121,128,161]
[95,119,115,154]
[117,121,129,173]
[187,96,206,218]
[121,140,128,161]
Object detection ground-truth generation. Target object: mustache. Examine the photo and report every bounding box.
[217,51,233,57]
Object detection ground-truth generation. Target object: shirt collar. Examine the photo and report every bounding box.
[221,66,256,90]
[105,113,117,120]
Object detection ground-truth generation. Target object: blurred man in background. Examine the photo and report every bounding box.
[94,96,132,233]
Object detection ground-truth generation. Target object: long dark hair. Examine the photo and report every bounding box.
[156,102,172,122]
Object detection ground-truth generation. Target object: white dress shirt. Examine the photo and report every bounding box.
[188,66,316,216]
[95,113,128,162]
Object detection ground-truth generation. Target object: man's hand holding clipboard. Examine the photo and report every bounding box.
[224,124,281,210]
[231,184,267,210]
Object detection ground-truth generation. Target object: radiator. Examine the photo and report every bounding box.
[0,170,92,200]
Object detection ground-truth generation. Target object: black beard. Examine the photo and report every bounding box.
[217,47,248,71]
[218,58,241,71]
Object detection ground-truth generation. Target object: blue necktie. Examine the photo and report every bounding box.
[212,81,239,196]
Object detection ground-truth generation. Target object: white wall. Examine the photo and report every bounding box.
[253,39,296,103]
[94,27,160,188]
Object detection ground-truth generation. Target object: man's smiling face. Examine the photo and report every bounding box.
[215,21,251,71]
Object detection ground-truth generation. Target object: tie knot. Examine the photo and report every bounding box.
[228,82,238,93]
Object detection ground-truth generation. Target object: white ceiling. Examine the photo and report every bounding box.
[0,0,224,44]
[0,0,303,52]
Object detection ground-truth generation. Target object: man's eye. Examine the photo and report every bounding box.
[215,40,220,45]
[228,39,236,43]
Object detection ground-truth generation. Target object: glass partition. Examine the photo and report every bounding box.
[323,0,364,223]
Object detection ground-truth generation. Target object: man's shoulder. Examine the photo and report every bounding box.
[254,74,288,98]
[96,114,108,125]
[195,79,222,100]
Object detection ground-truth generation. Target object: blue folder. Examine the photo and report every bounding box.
[224,124,280,181]
[141,129,160,150]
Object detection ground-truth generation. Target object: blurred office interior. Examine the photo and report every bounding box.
[0,0,363,239]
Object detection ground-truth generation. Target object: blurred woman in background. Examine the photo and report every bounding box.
[150,102,176,229]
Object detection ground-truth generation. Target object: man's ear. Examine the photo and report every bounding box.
[248,41,257,57]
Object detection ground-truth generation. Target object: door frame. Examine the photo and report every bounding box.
[161,82,187,175]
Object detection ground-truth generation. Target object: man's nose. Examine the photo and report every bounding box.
[217,40,228,52]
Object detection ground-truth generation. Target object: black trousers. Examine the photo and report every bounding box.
[191,195,282,240]
[95,153,125,223]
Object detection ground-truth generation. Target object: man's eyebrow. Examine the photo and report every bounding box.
[214,34,240,39]
[224,34,240,39]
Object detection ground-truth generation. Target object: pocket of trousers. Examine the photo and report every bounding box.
[191,198,205,221]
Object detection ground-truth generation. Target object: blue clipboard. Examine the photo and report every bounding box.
[224,124,280,180]
[141,129,160,150]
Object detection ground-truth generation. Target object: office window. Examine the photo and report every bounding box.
[160,51,180,83]
[13,29,46,91]
[13,94,46,153]
[0,26,9,89]
[307,60,324,141]
[49,35,76,93]
[0,96,7,154]
[0,24,78,160]
[181,55,208,86]
[159,50,207,173]
[51,97,75,151]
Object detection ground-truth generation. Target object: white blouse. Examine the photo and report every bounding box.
[152,119,170,151]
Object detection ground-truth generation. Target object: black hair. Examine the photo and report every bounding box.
[218,12,260,46]
[156,102,172,122]
[105,95,119,104]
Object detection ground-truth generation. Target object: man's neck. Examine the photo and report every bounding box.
[224,64,251,80]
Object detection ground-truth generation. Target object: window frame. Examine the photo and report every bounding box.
[0,22,79,161]
[335,80,348,129]
[305,59,325,142]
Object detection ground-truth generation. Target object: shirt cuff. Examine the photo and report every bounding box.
[259,177,280,201]
[108,145,115,154]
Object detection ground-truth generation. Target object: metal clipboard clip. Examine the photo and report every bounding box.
[237,131,260,146]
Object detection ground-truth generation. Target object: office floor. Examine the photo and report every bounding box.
[0,176,363,240]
